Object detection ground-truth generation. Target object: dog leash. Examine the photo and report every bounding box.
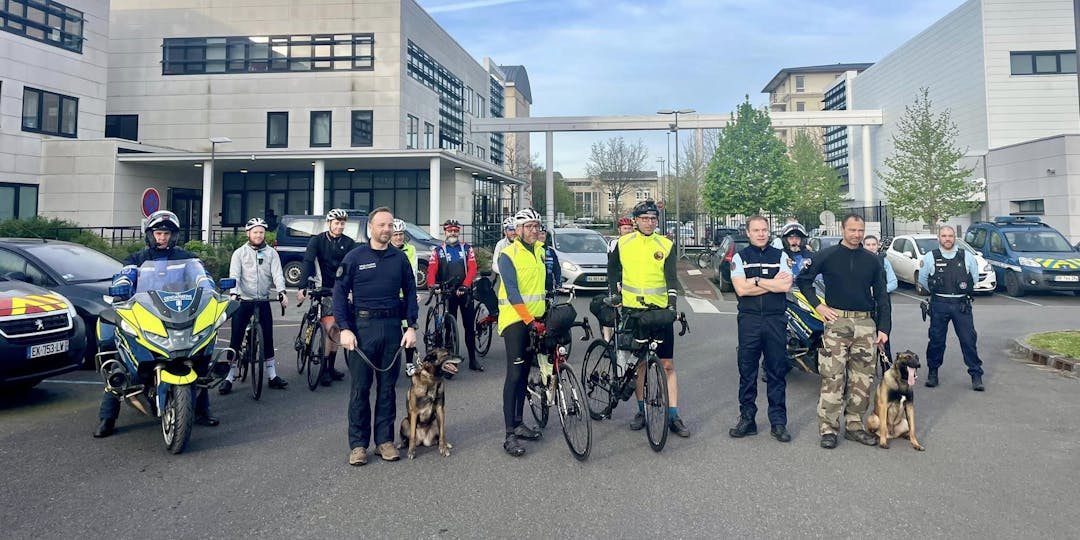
[345,346,408,373]
[877,347,893,374]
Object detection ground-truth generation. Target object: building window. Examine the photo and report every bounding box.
[1010,51,1077,75]
[105,114,138,141]
[466,87,474,115]
[21,87,77,137]
[1010,199,1044,215]
[162,33,374,75]
[424,122,434,149]
[477,96,485,119]
[266,112,288,148]
[406,114,418,149]
[351,110,373,147]
[477,147,485,160]
[310,111,331,147]
[795,75,805,92]
[406,41,464,151]
[796,101,805,112]
[0,0,83,54]
[0,182,38,221]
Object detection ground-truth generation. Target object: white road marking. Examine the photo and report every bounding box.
[894,291,924,302]
[993,293,1042,307]
[685,297,719,314]
[40,379,101,385]
[686,269,702,276]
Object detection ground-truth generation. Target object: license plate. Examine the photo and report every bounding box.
[28,340,69,359]
[586,275,606,282]
[1054,275,1079,282]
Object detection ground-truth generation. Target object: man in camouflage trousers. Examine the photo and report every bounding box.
[796,215,891,449]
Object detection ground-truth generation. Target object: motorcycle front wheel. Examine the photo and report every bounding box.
[162,385,194,454]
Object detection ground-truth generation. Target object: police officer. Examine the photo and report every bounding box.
[93,210,218,438]
[778,222,813,276]
[334,207,419,466]
[426,218,483,372]
[608,200,689,438]
[917,225,984,391]
[729,216,794,442]
[497,208,547,457]
[796,214,891,450]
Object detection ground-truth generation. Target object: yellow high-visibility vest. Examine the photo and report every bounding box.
[497,240,546,333]
[618,232,672,309]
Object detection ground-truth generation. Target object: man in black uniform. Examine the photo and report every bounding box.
[93,210,218,438]
[334,207,419,466]
[728,216,794,442]
[298,208,356,386]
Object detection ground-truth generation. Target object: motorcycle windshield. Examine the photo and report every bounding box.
[134,258,212,294]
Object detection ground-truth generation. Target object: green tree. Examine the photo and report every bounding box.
[586,137,650,218]
[704,97,794,217]
[788,129,846,227]
[879,87,980,227]
[531,168,575,218]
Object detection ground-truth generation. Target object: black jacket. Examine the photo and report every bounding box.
[796,242,891,335]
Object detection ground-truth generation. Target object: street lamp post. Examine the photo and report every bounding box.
[205,136,232,243]
[655,157,665,222]
[658,109,695,259]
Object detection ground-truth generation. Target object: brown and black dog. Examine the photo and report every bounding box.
[867,350,926,451]
[397,348,461,459]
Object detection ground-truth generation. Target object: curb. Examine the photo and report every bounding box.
[1012,335,1080,374]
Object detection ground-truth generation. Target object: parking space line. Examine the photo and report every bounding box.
[992,294,1042,307]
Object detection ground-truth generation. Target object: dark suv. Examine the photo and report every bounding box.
[712,233,751,292]
[274,211,439,288]
[964,216,1080,297]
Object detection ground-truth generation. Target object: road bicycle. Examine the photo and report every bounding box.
[472,272,497,357]
[235,296,285,400]
[581,296,689,451]
[424,281,460,357]
[294,280,331,391]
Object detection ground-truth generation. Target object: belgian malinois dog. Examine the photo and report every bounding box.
[867,350,925,451]
[398,348,461,459]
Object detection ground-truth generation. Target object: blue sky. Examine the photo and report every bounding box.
[418,0,968,177]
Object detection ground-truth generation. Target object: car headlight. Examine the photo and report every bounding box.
[561,261,579,273]
[980,262,992,273]
[1018,257,1041,269]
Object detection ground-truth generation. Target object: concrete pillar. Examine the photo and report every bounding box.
[429,157,441,237]
[313,159,325,215]
[545,131,554,228]
[201,160,212,243]
[861,124,872,206]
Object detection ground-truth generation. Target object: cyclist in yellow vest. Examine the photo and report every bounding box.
[391,218,429,377]
[496,208,547,457]
[607,200,689,438]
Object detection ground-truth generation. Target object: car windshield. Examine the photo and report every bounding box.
[553,232,607,253]
[404,222,435,242]
[134,258,212,293]
[1003,230,1075,252]
[914,238,978,254]
[285,217,365,242]
[22,242,122,283]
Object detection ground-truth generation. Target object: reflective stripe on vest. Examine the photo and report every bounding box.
[618,232,672,309]
[497,241,547,333]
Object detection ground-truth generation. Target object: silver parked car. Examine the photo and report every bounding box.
[549,228,609,291]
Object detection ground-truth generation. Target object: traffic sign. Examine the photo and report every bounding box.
[141,188,161,218]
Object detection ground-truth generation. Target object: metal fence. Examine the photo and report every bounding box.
[670,203,895,248]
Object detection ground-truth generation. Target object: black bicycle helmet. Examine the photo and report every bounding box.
[632,200,659,218]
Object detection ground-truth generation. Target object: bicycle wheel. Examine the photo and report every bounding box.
[581,339,615,420]
[555,365,591,461]
[474,303,493,357]
[696,250,712,269]
[306,323,326,391]
[249,321,264,401]
[424,307,438,353]
[443,314,459,357]
[643,353,669,452]
[295,315,312,374]
[526,371,549,428]
[236,332,249,383]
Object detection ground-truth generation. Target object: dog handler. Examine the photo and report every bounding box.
[918,225,984,391]
[796,214,891,450]
[335,207,419,466]
[729,215,794,443]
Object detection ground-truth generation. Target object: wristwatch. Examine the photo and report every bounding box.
[754,277,760,287]
[407,323,418,330]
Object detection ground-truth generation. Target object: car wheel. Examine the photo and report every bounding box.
[913,271,929,296]
[1004,271,1026,297]
[719,270,733,293]
[283,261,304,289]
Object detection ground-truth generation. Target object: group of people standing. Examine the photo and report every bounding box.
[731,214,985,449]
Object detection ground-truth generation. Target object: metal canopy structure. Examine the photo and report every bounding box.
[470,110,885,227]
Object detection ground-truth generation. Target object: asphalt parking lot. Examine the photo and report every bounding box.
[1,276,1078,538]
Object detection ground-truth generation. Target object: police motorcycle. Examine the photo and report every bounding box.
[786,277,825,374]
[96,259,237,454]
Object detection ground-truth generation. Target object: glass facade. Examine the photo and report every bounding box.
[0,0,83,53]
[406,41,464,151]
[489,75,505,166]
[822,82,849,193]
[162,33,374,75]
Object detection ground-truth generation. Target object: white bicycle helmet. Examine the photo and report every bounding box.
[502,216,516,230]
[392,218,407,233]
[326,208,348,221]
[245,217,269,231]
[514,208,542,228]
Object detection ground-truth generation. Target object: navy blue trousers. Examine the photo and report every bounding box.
[926,299,983,377]
[736,312,789,427]
[346,317,402,449]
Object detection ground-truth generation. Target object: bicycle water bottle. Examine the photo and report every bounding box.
[538,352,553,381]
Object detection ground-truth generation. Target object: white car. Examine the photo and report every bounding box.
[885,234,996,295]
